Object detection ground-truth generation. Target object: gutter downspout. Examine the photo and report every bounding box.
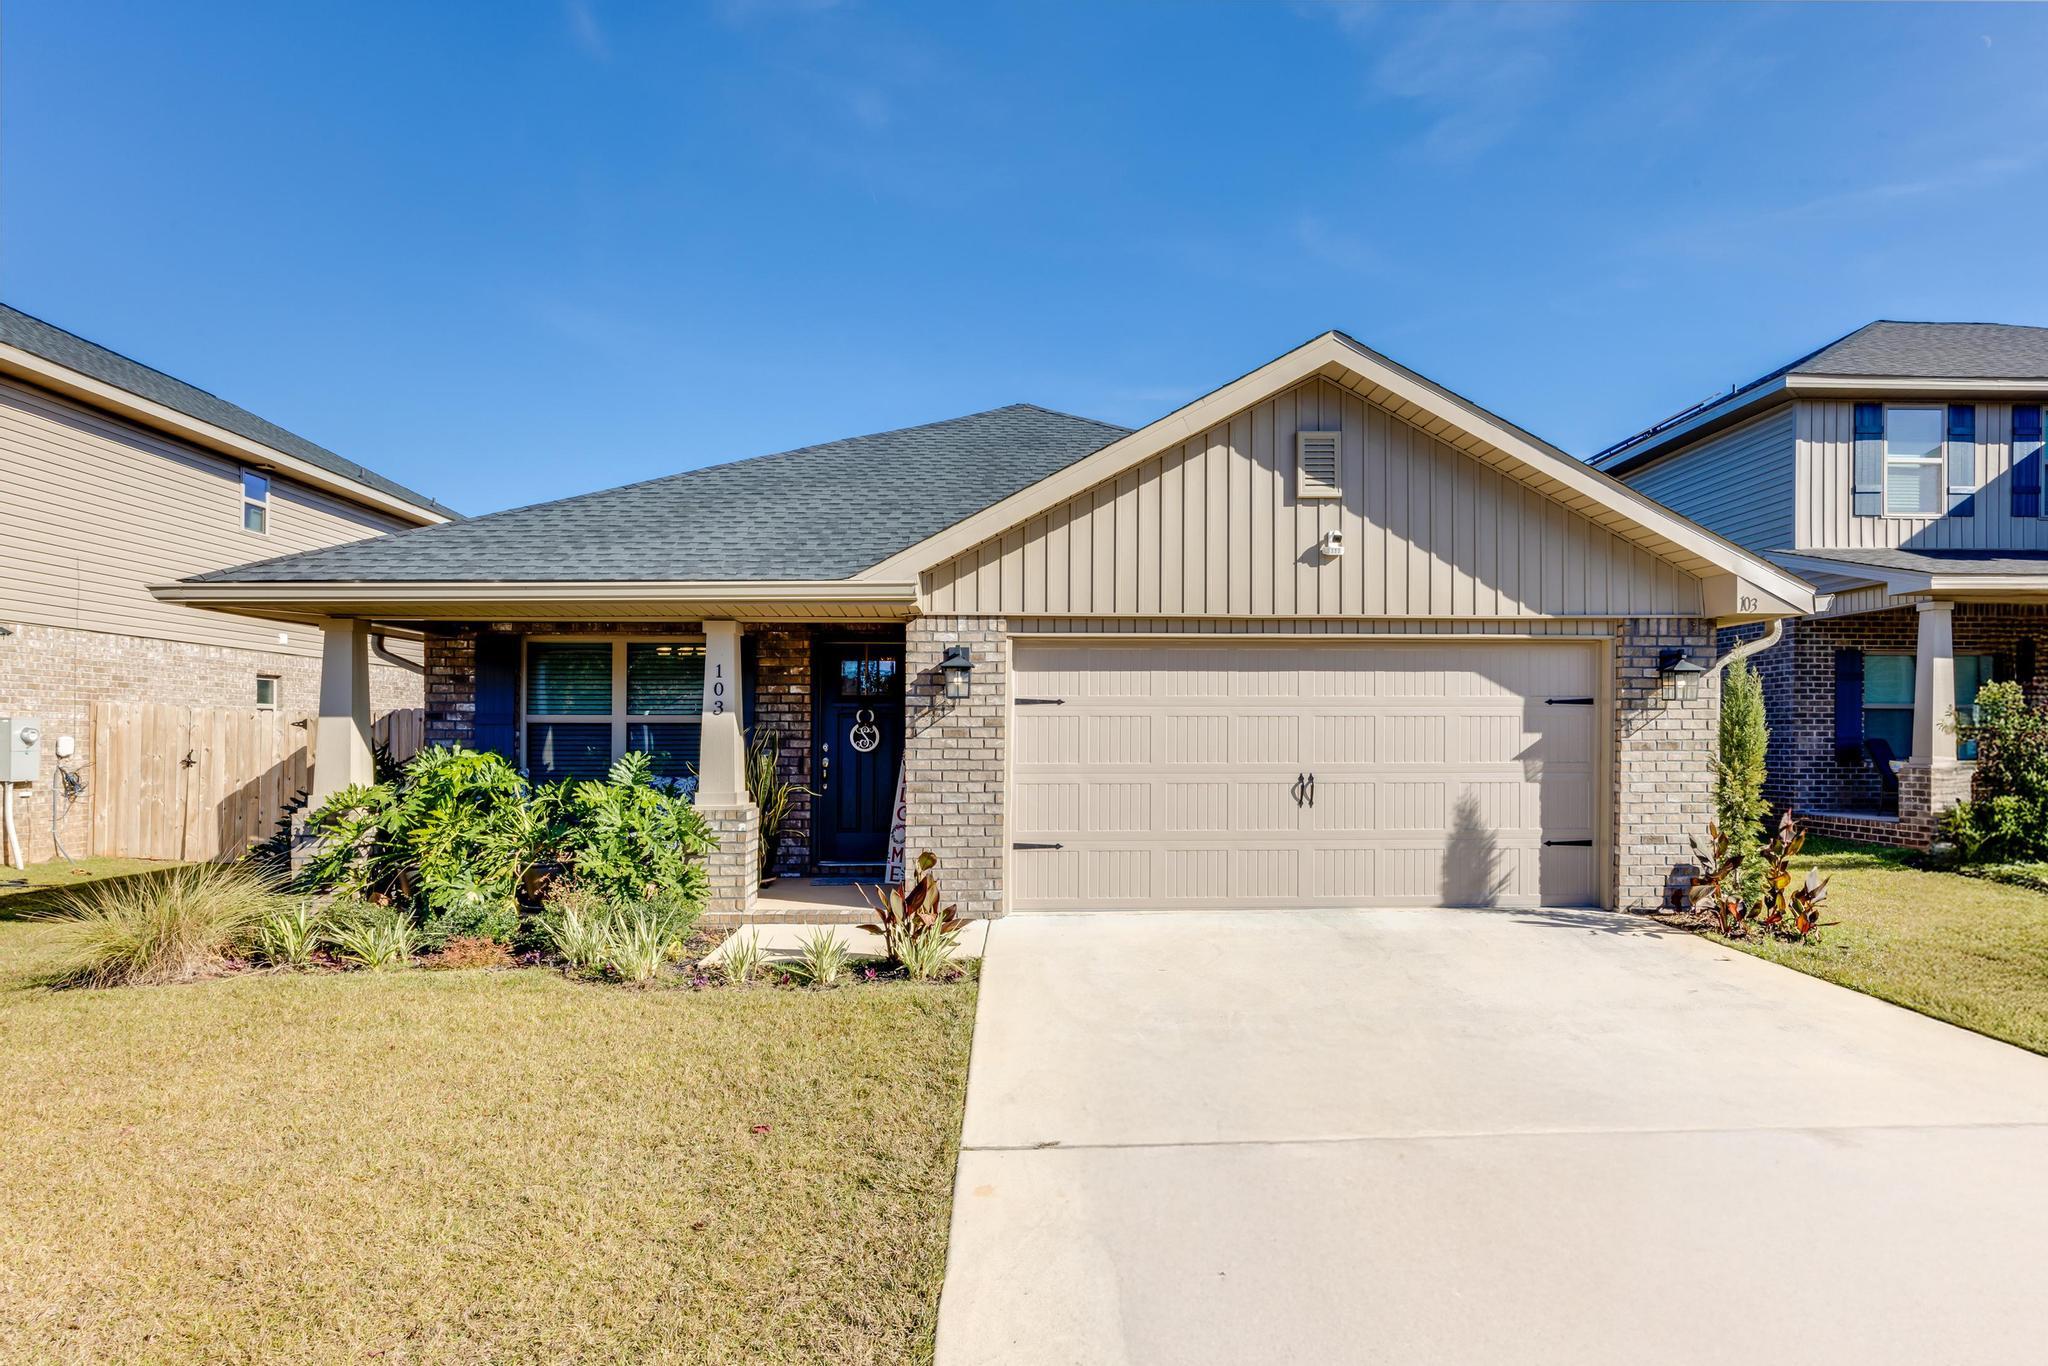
[371,633,426,676]
[1710,619,1783,680]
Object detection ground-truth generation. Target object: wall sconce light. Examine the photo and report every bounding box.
[1658,648,1706,704]
[940,645,974,701]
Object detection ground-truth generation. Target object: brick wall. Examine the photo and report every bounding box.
[1734,604,2048,820]
[0,622,419,863]
[1612,617,1718,911]
[904,615,1008,918]
[749,628,813,876]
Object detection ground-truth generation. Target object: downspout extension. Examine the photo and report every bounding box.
[371,633,426,676]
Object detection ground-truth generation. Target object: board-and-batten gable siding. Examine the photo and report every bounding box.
[924,377,1703,619]
[1623,405,1795,556]
[1799,399,2048,552]
[0,374,412,656]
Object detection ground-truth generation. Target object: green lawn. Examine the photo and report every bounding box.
[0,867,977,1364]
[1724,837,2048,1055]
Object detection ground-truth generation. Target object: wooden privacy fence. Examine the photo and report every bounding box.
[87,703,425,861]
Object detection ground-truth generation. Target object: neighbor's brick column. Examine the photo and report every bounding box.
[1613,617,1718,912]
[749,628,813,876]
[1897,761,1973,848]
[904,616,1008,919]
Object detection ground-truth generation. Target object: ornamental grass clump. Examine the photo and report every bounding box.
[39,863,284,988]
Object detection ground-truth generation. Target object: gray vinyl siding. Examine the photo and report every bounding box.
[926,378,1703,619]
[1622,404,1795,555]
[1798,399,2048,552]
[0,375,413,656]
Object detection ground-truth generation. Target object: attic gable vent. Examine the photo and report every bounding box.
[1296,430,1342,499]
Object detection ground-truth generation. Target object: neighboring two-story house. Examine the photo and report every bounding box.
[0,305,457,862]
[1594,321,2048,848]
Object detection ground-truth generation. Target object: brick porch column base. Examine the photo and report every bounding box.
[1895,761,1972,849]
[698,803,760,918]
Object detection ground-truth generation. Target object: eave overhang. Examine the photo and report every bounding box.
[149,578,921,627]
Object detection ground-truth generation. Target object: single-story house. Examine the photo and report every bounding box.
[157,332,1813,916]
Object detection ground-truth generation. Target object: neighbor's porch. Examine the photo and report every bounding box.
[1747,599,2048,848]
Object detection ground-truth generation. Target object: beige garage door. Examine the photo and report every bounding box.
[1010,640,1603,910]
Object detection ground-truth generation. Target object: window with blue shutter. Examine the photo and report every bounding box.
[2015,405,2043,519]
[1946,404,1976,515]
[1852,404,1884,517]
[473,632,520,760]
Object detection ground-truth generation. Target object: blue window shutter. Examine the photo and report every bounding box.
[1833,648,1865,764]
[473,631,520,760]
[2014,405,2043,519]
[1852,403,1884,517]
[1946,404,1976,515]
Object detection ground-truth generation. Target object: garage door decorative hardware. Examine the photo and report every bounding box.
[1291,772,1316,807]
[1015,697,1065,705]
[1543,838,1593,847]
[1544,696,1595,706]
[1013,842,1065,850]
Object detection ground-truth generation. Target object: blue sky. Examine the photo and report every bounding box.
[8,2,2048,516]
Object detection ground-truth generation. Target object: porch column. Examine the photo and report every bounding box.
[310,617,374,807]
[696,619,759,919]
[1899,599,1970,848]
[1912,600,1957,765]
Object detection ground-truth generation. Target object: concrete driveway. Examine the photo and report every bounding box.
[935,909,2048,1365]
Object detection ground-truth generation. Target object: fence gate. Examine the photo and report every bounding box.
[86,704,424,861]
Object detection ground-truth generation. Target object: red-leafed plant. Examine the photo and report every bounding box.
[1687,823,1749,937]
[860,851,965,971]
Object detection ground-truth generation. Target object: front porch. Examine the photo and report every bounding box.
[300,612,1009,922]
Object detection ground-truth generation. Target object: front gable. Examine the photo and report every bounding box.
[924,376,1703,619]
[878,332,1811,624]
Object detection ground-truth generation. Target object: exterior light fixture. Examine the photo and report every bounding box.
[1658,648,1706,704]
[940,645,974,701]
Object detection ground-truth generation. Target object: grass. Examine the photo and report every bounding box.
[0,855,185,919]
[0,890,978,1363]
[1721,837,2048,1055]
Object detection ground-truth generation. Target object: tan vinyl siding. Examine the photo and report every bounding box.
[1625,404,1794,554]
[0,375,412,656]
[1799,399,2048,552]
[926,378,1703,619]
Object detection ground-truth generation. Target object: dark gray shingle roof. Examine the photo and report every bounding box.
[1596,320,2048,469]
[0,304,457,519]
[1794,321,2048,379]
[1781,546,2048,578]
[190,403,1131,584]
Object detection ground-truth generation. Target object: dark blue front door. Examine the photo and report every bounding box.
[813,642,904,868]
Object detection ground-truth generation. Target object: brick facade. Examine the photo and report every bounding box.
[1612,617,1719,911]
[903,615,1008,919]
[749,628,814,877]
[0,622,420,863]
[1729,603,2048,848]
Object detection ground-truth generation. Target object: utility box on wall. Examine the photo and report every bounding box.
[0,716,42,783]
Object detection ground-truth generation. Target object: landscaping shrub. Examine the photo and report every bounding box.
[326,901,417,970]
[1945,681,2048,862]
[716,929,765,985]
[39,864,284,988]
[298,746,715,948]
[862,851,969,980]
[1715,659,1769,908]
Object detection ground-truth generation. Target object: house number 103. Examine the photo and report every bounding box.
[711,662,726,715]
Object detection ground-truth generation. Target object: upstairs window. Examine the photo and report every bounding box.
[1882,406,1944,516]
[242,470,270,533]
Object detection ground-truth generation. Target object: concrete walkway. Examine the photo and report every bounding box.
[935,909,2048,1365]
